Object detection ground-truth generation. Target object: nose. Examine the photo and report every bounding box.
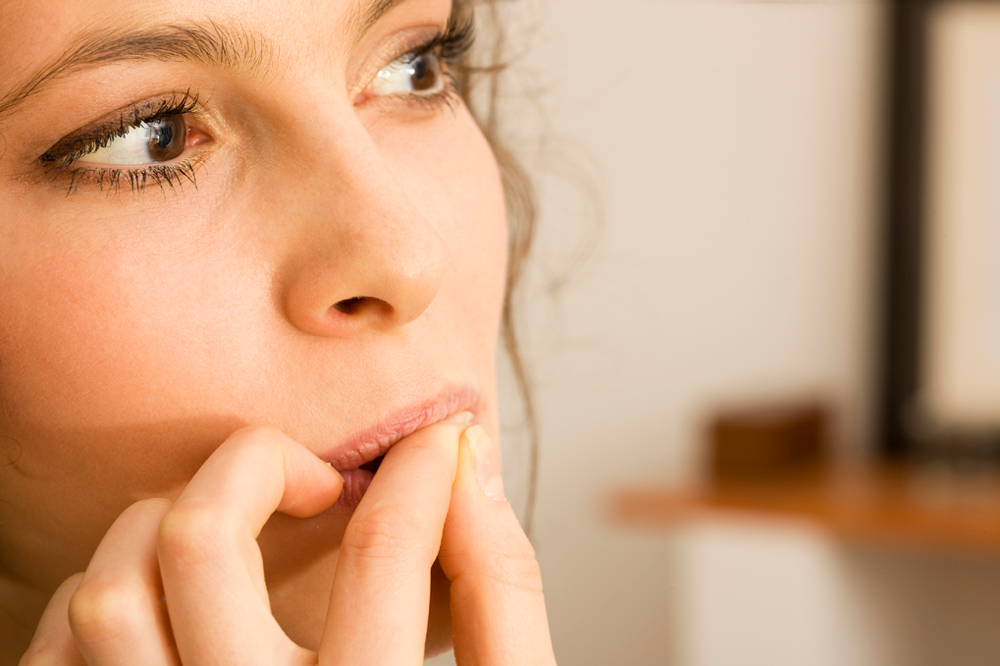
[280,130,448,337]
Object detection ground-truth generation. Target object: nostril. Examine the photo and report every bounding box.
[331,296,395,322]
[333,297,366,315]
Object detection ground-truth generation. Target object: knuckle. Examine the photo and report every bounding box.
[68,577,145,645]
[455,539,544,598]
[229,425,287,452]
[224,425,288,466]
[342,505,425,564]
[488,543,544,594]
[157,502,227,565]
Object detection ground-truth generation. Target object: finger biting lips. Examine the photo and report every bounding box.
[335,464,380,509]
[325,386,478,510]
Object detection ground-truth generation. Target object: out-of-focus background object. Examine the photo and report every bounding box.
[882,0,1000,461]
[708,402,829,480]
[419,0,1000,664]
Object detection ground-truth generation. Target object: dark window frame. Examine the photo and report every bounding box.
[878,0,1000,459]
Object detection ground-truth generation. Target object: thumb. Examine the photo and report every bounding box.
[438,426,557,666]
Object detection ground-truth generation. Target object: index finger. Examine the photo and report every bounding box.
[156,426,343,666]
[19,575,87,666]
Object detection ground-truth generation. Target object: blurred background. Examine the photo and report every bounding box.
[430,0,1000,664]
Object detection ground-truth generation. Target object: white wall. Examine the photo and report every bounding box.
[430,1,1000,665]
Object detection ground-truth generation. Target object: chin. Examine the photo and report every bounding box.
[260,513,455,656]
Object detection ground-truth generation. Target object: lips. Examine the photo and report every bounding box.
[325,384,478,508]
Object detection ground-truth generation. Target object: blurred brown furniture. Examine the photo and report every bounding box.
[709,402,828,480]
[612,463,1000,554]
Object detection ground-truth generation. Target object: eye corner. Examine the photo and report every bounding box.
[354,86,376,107]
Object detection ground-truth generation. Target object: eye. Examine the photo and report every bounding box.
[76,115,187,165]
[370,49,444,96]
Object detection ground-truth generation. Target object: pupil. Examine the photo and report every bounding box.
[146,116,185,162]
[156,125,173,148]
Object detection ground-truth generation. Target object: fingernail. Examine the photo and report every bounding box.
[463,425,505,501]
[325,461,344,482]
[444,410,475,424]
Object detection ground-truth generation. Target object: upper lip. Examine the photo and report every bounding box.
[322,384,479,471]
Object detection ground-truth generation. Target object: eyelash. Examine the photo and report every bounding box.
[402,14,474,111]
[39,16,475,196]
[40,93,203,195]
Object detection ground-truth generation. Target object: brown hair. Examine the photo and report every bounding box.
[452,0,539,535]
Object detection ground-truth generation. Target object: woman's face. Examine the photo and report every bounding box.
[0,0,506,653]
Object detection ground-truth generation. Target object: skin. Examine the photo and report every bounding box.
[0,0,557,663]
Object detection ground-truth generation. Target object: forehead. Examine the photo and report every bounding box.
[0,0,450,103]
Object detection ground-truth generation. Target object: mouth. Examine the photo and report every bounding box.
[326,385,478,508]
[359,455,385,474]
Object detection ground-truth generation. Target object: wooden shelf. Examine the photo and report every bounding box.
[612,463,1000,554]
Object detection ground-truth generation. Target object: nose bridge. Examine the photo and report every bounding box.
[281,120,448,337]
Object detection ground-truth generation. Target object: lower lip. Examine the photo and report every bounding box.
[331,411,473,510]
[334,468,376,510]
[326,391,480,510]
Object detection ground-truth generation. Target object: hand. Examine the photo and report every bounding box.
[20,422,557,665]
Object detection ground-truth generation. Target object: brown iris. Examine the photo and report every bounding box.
[146,116,186,162]
[409,53,438,92]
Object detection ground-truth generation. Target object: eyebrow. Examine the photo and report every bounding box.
[0,0,409,119]
[344,0,408,45]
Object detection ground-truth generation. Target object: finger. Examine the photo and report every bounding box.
[66,498,178,666]
[438,426,557,666]
[320,419,465,665]
[20,575,86,666]
[156,426,342,666]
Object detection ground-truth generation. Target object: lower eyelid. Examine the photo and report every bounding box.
[55,155,205,196]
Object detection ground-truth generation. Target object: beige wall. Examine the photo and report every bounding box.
[519,1,881,662]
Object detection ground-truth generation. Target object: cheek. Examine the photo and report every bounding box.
[0,223,253,582]
[0,228,258,431]
[0,220,262,486]
[379,111,509,331]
